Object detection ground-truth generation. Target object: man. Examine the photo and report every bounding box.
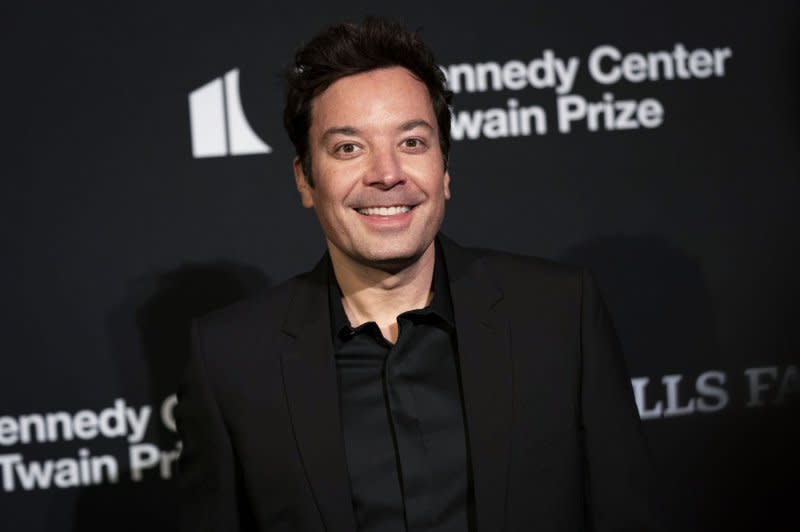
[176,17,657,532]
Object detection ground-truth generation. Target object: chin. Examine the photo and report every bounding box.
[326,224,439,272]
[356,237,432,272]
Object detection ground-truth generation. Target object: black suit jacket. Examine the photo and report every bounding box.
[175,235,657,532]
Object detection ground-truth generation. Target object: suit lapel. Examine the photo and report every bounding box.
[280,256,357,532]
[441,235,513,532]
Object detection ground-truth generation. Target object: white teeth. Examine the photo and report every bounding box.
[357,205,411,216]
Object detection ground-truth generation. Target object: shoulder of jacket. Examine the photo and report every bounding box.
[192,272,306,337]
[468,246,583,285]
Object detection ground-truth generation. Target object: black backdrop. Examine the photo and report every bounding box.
[3,2,799,531]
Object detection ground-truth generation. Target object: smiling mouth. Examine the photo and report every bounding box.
[355,205,413,216]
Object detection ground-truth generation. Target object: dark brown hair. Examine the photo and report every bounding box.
[283,17,453,185]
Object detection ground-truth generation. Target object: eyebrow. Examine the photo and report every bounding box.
[399,119,434,133]
[321,126,360,142]
[320,120,435,142]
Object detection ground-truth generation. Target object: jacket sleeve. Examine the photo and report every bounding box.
[174,320,241,532]
[579,269,660,531]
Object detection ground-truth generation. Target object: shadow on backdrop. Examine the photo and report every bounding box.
[64,262,271,532]
[561,234,798,532]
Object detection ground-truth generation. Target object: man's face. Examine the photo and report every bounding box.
[294,66,451,270]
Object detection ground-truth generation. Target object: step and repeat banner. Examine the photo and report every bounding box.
[4,2,798,531]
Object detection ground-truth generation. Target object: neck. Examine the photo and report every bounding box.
[329,241,436,343]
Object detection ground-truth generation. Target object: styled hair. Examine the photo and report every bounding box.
[283,17,453,185]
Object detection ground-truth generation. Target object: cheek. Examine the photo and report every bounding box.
[313,186,350,226]
[404,160,445,188]
[313,161,360,202]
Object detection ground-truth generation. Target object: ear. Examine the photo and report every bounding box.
[293,156,314,208]
[443,170,451,200]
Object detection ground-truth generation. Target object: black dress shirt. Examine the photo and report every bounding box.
[328,243,470,532]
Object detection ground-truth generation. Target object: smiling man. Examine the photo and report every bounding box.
[293,65,450,344]
[176,17,658,532]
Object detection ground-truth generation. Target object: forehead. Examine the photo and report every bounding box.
[309,66,436,134]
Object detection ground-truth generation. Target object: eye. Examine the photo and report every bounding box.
[334,142,362,157]
[401,138,427,151]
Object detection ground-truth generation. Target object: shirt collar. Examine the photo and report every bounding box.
[328,237,455,341]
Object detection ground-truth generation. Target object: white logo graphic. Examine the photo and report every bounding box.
[189,69,272,158]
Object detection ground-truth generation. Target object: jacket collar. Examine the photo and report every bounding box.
[280,234,512,532]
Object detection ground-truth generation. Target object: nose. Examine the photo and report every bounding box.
[364,146,405,188]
